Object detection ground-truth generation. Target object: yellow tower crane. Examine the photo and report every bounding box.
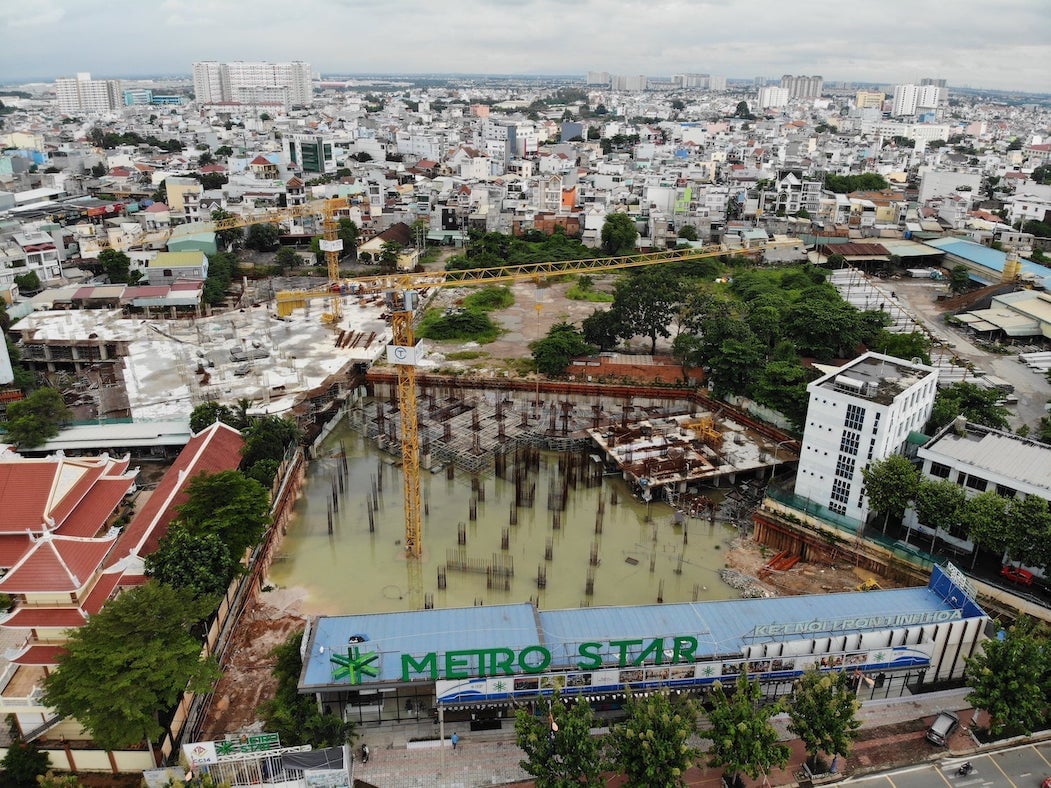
[282,243,763,565]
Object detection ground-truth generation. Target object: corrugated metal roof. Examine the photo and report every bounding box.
[303,585,972,689]
[921,426,1051,496]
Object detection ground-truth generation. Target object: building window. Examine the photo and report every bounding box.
[835,455,855,480]
[839,431,860,456]
[964,474,987,491]
[996,484,1017,498]
[844,404,866,431]
[929,462,951,479]
[831,477,851,505]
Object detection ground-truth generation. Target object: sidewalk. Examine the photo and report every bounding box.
[350,688,975,787]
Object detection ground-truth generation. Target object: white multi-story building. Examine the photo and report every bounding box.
[779,74,823,99]
[758,86,789,109]
[892,84,943,118]
[192,61,312,109]
[794,352,938,524]
[54,73,122,114]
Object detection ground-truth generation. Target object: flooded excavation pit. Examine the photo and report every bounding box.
[269,389,787,615]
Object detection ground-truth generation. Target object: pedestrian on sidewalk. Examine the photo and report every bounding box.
[451,732,459,750]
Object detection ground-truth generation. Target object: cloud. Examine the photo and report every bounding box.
[0,0,1048,92]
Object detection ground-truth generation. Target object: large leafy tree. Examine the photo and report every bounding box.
[245,223,280,252]
[959,491,1010,567]
[861,455,919,531]
[241,415,300,473]
[581,307,626,351]
[41,582,220,751]
[787,667,861,771]
[707,671,790,784]
[98,248,141,284]
[189,401,238,433]
[210,209,243,250]
[514,693,606,787]
[338,217,359,259]
[966,617,1051,738]
[3,387,71,448]
[600,212,638,256]
[1,715,51,785]
[144,523,236,600]
[259,631,355,747]
[783,297,865,361]
[928,382,1010,433]
[914,479,967,534]
[175,470,270,558]
[608,690,700,788]
[611,267,682,354]
[1005,495,1051,570]
[531,322,592,376]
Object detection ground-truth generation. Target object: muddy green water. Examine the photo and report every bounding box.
[268,421,740,615]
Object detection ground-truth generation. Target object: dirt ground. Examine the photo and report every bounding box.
[721,535,896,598]
[197,588,308,741]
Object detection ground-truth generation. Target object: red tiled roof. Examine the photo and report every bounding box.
[144,202,169,212]
[11,645,66,666]
[123,285,169,298]
[107,422,243,567]
[170,281,204,291]
[0,535,31,568]
[49,464,106,525]
[55,477,135,538]
[818,243,890,257]
[0,534,118,593]
[0,463,56,532]
[4,607,87,628]
[80,570,124,615]
[199,164,226,174]
[250,155,272,166]
[286,176,304,188]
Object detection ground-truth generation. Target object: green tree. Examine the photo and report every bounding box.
[189,401,236,433]
[175,470,270,558]
[600,213,638,256]
[959,491,1009,568]
[707,671,790,784]
[608,690,700,788]
[928,382,1010,433]
[677,225,699,241]
[787,667,861,772]
[611,267,681,353]
[210,209,243,250]
[514,693,606,787]
[214,145,233,158]
[259,631,355,747]
[245,223,280,252]
[861,454,919,531]
[203,251,236,306]
[275,246,302,271]
[1,715,51,786]
[581,307,626,351]
[966,617,1051,738]
[41,582,220,751]
[3,388,71,448]
[1005,495,1051,570]
[379,240,401,271]
[13,270,41,294]
[783,297,864,361]
[871,330,932,364]
[531,322,592,376]
[949,264,971,294]
[241,415,300,471]
[752,358,814,428]
[338,217,359,259]
[914,479,967,534]
[98,248,137,284]
[144,523,236,600]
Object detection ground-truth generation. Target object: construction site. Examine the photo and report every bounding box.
[266,374,798,615]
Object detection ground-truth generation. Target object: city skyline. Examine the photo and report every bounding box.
[1,0,1048,94]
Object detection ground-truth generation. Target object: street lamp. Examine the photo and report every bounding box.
[770,439,794,479]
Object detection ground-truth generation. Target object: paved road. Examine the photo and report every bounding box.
[844,740,1051,788]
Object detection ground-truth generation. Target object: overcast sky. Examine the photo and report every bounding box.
[2,0,1047,93]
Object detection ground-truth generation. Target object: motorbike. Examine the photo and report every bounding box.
[360,743,370,764]
[957,761,973,777]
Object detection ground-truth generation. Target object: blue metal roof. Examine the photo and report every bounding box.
[302,603,539,687]
[925,237,1051,282]
[301,567,983,690]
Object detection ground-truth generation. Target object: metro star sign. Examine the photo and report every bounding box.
[331,645,380,684]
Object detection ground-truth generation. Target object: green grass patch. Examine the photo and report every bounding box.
[417,307,502,344]
[566,285,614,302]
[462,286,514,311]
